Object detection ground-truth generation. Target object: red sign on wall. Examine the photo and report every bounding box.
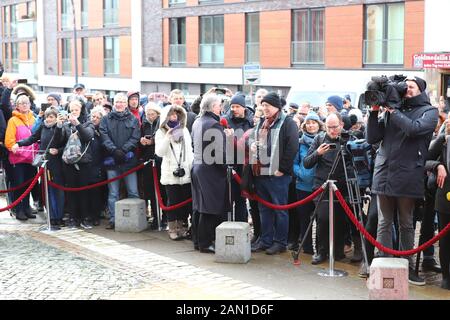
[413,53,450,69]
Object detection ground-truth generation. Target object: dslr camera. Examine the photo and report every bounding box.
[365,74,408,109]
[173,166,186,178]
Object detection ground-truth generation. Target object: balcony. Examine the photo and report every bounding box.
[18,62,38,83]
[292,41,324,64]
[199,43,224,65]
[103,9,119,27]
[363,39,404,65]
[169,44,186,64]
[246,42,259,63]
[17,19,36,38]
[104,58,120,75]
[62,58,71,75]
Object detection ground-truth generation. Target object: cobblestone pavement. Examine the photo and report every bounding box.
[0,224,291,300]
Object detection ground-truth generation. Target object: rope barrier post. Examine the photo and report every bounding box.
[39,161,53,233]
[318,181,348,278]
[227,166,234,222]
[0,164,11,214]
[152,160,162,232]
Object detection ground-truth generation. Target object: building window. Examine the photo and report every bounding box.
[27,42,32,60]
[62,38,71,75]
[26,2,35,19]
[61,0,72,31]
[199,15,224,65]
[168,0,186,7]
[104,36,120,75]
[3,6,9,36]
[4,43,10,71]
[10,5,17,36]
[292,8,324,65]
[81,0,88,29]
[199,0,223,4]
[169,18,186,65]
[246,13,259,63]
[364,3,404,65]
[11,42,18,72]
[103,0,119,27]
[82,38,89,76]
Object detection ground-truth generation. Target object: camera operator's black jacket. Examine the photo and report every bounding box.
[367,92,438,198]
[303,132,354,194]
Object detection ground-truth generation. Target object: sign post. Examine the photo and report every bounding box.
[242,64,261,107]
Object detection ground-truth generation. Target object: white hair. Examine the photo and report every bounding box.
[200,94,221,115]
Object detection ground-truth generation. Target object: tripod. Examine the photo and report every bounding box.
[292,137,369,274]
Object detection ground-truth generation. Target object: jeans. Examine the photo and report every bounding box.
[376,195,416,266]
[255,175,291,248]
[107,170,140,223]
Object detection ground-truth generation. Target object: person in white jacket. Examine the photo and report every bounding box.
[155,105,193,240]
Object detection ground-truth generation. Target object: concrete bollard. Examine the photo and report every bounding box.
[115,198,148,233]
[215,222,251,264]
[367,258,409,300]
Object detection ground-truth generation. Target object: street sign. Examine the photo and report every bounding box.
[242,64,261,85]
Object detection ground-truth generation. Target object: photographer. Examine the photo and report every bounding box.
[304,112,355,264]
[366,76,438,286]
[155,105,193,241]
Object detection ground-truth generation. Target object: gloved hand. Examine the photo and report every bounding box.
[113,149,126,164]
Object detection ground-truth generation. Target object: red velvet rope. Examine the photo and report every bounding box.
[48,163,146,192]
[232,172,325,210]
[0,168,44,212]
[334,188,450,256]
[152,165,192,211]
[0,176,35,194]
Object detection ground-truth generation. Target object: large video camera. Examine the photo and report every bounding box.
[365,74,408,109]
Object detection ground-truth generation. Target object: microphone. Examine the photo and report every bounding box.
[220,118,230,129]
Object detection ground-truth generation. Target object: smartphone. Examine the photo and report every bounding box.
[215,88,227,95]
[17,79,28,84]
[41,103,51,112]
[59,110,68,117]
[144,135,152,139]
[328,143,337,150]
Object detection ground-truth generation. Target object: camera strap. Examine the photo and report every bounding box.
[170,140,184,169]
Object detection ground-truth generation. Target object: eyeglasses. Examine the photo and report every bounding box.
[298,113,308,117]
[327,125,340,130]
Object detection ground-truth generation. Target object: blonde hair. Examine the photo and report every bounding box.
[15,95,30,106]
[68,99,82,112]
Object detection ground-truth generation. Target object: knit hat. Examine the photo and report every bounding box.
[326,95,344,112]
[47,93,61,105]
[145,102,162,115]
[140,95,149,107]
[304,111,321,123]
[261,92,282,109]
[411,76,427,93]
[230,94,246,108]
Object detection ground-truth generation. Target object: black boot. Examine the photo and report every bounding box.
[15,211,28,221]
[23,207,37,219]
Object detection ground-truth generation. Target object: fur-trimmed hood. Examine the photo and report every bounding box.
[159,104,187,132]
[12,84,37,102]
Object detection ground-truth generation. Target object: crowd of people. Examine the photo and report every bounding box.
[0,74,449,290]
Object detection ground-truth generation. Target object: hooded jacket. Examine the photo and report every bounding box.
[155,105,193,186]
[367,91,438,198]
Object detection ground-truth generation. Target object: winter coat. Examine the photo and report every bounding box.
[88,125,107,183]
[99,109,140,171]
[425,133,450,215]
[367,92,438,198]
[5,111,38,165]
[293,132,317,192]
[250,111,299,176]
[55,119,95,164]
[155,105,193,186]
[222,108,254,166]
[191,111,229,215]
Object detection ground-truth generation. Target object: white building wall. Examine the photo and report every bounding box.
[424,0,450,52]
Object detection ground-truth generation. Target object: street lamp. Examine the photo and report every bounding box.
[70,0,79,85]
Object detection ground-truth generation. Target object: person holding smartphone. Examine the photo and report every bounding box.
[303,112,355,265]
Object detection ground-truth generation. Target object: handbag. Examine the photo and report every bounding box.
[62,131,91,165]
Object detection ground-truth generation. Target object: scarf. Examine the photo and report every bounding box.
[252,111,280,176]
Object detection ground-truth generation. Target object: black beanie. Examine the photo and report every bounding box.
[261,92,282,109]
[413,76,427,93]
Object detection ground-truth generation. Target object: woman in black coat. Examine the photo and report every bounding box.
[191,94,230,253]
[55,99,95,229]
[425,124,450,290]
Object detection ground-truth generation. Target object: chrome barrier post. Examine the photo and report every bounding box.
[318,180,348,278]
[152,160,162,231]
[39,161,53,233]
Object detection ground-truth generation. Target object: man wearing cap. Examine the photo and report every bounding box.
[250,92,299,255]
[367,76,438,286]
[73,83,94,114]
[127,91,143,126]
[288,102,299,117]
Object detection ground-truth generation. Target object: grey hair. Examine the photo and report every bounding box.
[15,95,30,106]
[90,106,105,118]
[200,94,221,116]
[113,92,128,104]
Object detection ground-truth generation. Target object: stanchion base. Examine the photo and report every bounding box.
[318,269,348,277]
[38,225,60,233]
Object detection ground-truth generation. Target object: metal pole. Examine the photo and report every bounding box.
[70,0,79,85]
[40,161,52,232]
[318,181,347,277]
[227,166,232,221]
[152,160,162,231]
